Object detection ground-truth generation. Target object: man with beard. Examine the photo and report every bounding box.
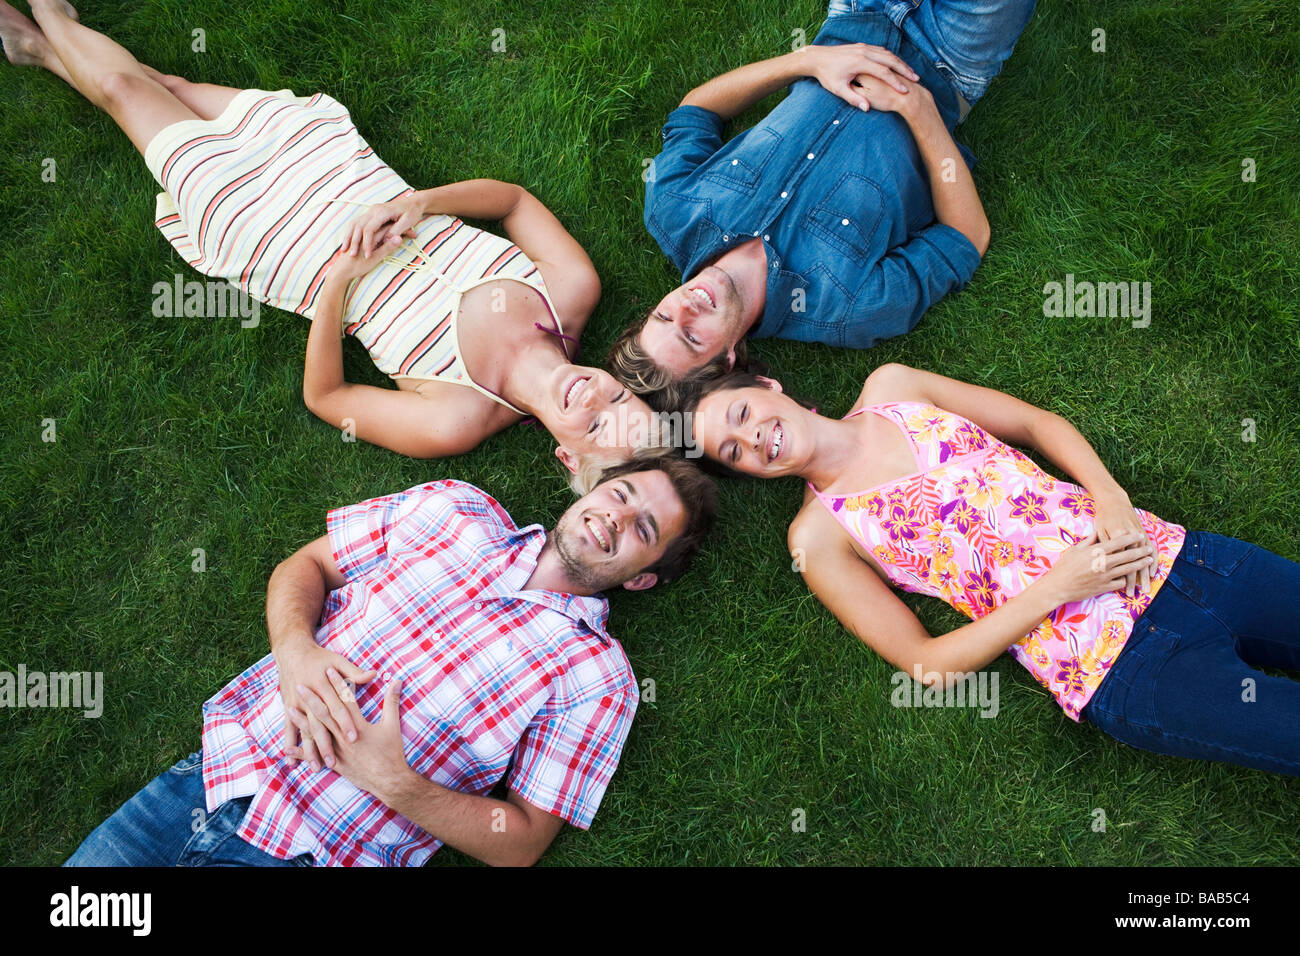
[66,456,715,866]
[610,0,1036,409]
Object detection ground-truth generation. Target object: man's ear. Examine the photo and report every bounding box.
[621,571,659,592]
[725,345,737,371]
[555,445,579,475]
[754,375,783,393]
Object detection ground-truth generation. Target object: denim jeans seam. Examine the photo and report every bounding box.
[1100,707,1300,771]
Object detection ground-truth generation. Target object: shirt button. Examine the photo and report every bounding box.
[723,234,730,241]
[833,119,840,125]
[752,231,760,236]
[731,159,738,165]
[474,602,484,611]
[763,234,770,241]
[841,218,850,226]
[807,153,815,160]
[780,191,788,198]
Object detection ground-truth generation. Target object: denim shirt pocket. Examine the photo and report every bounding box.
[701,127,782,193]
[766,264,854,341]
[804,173,884,263]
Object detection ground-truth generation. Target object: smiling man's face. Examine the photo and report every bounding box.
[551,469,688,592]
[637,265,749,378]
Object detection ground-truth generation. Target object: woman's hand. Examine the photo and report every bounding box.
[809,42,919,111]
[1093,488,1156,596]
[1041,530,1154,605]
[346,196,423,258]
[326,229,404,285]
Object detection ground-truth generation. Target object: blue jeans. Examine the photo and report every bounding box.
[829,0,1037,109]
[65,751,314,866]
[1083,532,1300,777]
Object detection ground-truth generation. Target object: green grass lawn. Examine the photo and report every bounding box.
[1,0,1297,866]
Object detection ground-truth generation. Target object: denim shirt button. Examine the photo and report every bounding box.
[731,159,738,165]
[723,234,730,241]
[841,218,850,226]
[780,191,788,198]
[763,234,770,241]
[806,153,815,160]
[833,119,840,125]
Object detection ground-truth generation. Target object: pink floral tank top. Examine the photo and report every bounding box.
[810,402,1187,721]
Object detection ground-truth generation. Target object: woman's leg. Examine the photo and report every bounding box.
[1084,532,1300,777]
[14,0,201,155]
[2,3,243,121]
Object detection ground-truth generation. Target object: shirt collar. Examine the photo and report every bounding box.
[483,524,613,643]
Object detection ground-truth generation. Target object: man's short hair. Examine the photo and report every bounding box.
[606,311,752,414]
[594,449,717,585]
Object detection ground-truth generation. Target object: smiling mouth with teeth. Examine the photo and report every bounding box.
[585,515,612,553]
[768,422,783,462]
[564,376,590,410]
[689,286,716,309]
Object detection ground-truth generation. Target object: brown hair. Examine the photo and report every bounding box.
[606,311,753,413]
[593,449,717,585]
[681,371,818,480]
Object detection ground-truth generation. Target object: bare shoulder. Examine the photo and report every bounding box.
[853,362,926,412]
[788,488,849,554]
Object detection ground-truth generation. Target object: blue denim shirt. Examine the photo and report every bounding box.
[644,8,982,348]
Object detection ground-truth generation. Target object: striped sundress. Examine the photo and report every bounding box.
[144,88,561,412]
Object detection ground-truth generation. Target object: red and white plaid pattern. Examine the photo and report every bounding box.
[200,480,638,866]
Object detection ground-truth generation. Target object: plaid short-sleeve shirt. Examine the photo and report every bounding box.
[200,480,638,866]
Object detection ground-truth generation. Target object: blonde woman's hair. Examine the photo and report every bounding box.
[566,415,680,495]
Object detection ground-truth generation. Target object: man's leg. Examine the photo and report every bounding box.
[913,0,1036,108]
[65,752,212,866]
[66,751,309,866]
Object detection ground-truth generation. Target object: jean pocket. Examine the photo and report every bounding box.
[168,751,204,775]
[1183,531,1254,577]
[1099,618,1183,731]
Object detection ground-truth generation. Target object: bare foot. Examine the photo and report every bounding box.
[0,2,52,66]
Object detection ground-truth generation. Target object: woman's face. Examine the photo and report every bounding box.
[541,364,662,470]
[694,383,808,478]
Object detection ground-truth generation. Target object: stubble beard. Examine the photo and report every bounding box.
[553,514,613,594]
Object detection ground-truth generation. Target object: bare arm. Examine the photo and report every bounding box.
[268,535,377,764]
[348,180,601,328]
[864,363,1159,593]
[790,501,1151,686]
[902,89,990,256]
[681,43,918,119]
[301,257,490,459]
